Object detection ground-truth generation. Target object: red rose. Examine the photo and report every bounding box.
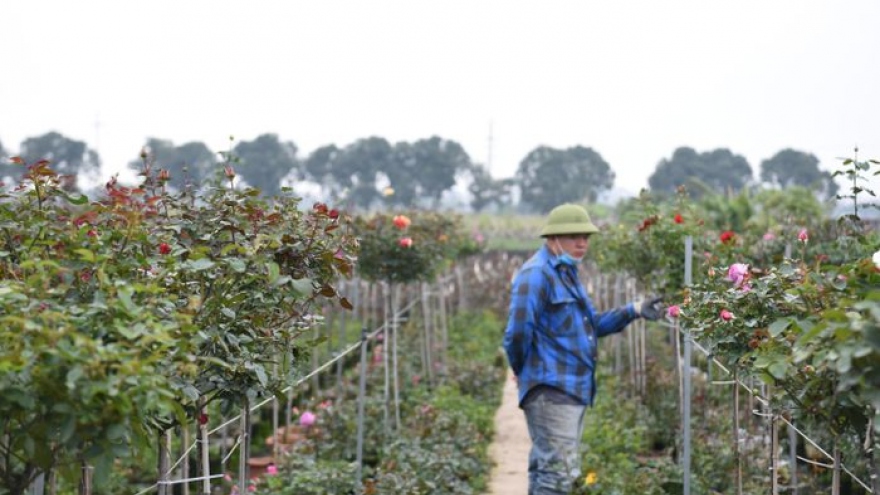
[674,213,683,224]
[720,231,735,244]
[159,242,172,255]
[393,215,411,229]
[198,413,209,425]
[328,209,339,219]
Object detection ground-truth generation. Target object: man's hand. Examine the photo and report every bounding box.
[635,296,664,321]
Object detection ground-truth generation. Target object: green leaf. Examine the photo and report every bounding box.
[181,384,200,401]
[74,248,96,262]
[60,190,89,205]
[837,350,852,374]
[66,366,84,389]
[752,356,770,369]
[188,258,215,271]
[227,258,247,273]
[221,307,236,319]
[768,361,787,379]
[118,286,139,315]
[59,416,76,443]
[254,364,268,387]
[267,261,280,284]
[291,278,313,296]
[768,318,790,337]
[105,423,126,442]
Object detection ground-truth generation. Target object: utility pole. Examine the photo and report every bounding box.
[487,120,494,175]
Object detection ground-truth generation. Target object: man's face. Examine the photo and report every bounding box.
[553,233,591,260]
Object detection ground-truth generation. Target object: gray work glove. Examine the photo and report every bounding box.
[634,296,664,321]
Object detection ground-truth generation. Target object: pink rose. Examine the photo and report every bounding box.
[727,263,749,287]
[666,305,681,318]
[266,464,278,476]
[299,411,316,427]
[720,309,734,321]
[398,237,413,248]
[763,232,776,241]
[798,228,809,242]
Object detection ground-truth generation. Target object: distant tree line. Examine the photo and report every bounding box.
[0,132,840,213]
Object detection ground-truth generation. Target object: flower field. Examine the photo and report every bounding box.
[1,152,879,494]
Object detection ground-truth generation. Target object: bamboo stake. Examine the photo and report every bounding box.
[199,398,211,495]
[788,420,798,495]
[771,405,779,494]
[832,438,841,495]
[391,283,402,430]
[181,425,190,495]
[79,459,93,495]
[156,431,170,495]
[237,402,250,495]
[382,282,390,434]
[438,281,449,371]
[734,369,743,495]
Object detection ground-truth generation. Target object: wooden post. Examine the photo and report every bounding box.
[156,430,170,495]
[237,402,250,495]
[78,459,93,495]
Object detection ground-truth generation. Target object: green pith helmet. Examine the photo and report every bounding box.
[540,204,599,237]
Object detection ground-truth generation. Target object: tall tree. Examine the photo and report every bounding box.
[19,132,101,191]
[516,145,614,214]
[303,144,345,199]
[232,134,299,197]
[410,137,472,207]
[331,137,394,210]
[467,163,513,212]
[753,186,829,228]
[0,139,13,184]
[131,138,216,191]
[760,148,839,200]
[383,142,420,208]
[648,147,753,198]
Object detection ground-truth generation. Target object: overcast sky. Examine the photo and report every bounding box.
[3,1,879,195]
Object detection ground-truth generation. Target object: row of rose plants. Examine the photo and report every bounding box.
[0,154,357,494]
[220,309,506,495]
[0,151,484,493]
[592,156,880,488]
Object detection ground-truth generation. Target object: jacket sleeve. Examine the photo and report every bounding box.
[594,304,638,338]
[503,268,543,376]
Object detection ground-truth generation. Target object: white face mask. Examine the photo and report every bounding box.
[553,238,582,265]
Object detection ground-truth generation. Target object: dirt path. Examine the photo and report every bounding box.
[486,369,530,495]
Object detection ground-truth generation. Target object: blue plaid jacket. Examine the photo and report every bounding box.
[503,245,638,407]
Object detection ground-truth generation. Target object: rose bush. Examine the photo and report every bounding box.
[593,187,708,296]
[675,154,880,446]
[0,152,358,492]
[354,210,479,284]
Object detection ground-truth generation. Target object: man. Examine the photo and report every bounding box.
[502,203,662,494]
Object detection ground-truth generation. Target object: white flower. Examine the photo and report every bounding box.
[873,250,880,270]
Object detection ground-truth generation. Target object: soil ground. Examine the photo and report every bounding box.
[486,369,530,495]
